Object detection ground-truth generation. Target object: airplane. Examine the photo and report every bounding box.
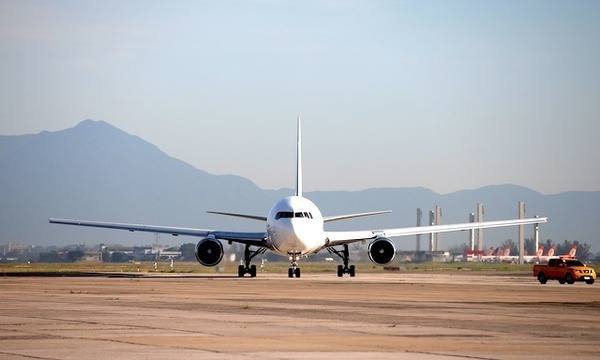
[479,247,502,262]
[495,244,551,263]
[528,245,556,263]
[49,118,548,278]
[523,245,545,263]
[558,245,578,258]
[496,246,514,263]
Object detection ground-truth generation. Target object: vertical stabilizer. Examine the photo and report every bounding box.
[295,116,303,197]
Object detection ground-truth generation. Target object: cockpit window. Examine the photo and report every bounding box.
[275,211,313,220]
[275,212,293,220]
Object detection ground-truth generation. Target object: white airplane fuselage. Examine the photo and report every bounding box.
[266,196,326,257]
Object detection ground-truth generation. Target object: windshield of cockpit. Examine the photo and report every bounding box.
[275,212,313,219]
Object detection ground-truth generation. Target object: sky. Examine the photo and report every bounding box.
[1,0,599,195]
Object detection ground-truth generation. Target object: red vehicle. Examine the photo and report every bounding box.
[533,257,596,285]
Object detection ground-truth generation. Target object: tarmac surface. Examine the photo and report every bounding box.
[1,271,599,360]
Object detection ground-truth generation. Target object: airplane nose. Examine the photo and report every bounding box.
[290,220,314,245]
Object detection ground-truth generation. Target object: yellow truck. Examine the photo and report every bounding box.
[533,258,596,285]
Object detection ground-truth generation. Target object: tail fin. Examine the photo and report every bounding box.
[535,245,544,257]
[295,116,303,197]
[568,245,577,257]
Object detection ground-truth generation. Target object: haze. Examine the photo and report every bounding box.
[1,1,599,194]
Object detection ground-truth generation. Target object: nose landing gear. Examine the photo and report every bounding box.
[288,253,301,278]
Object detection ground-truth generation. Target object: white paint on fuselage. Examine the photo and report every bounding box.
[266,196,326,256]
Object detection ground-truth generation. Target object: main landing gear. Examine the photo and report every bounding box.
[288,253,301,278]
[238,244,266,277]
[328,244,356,277]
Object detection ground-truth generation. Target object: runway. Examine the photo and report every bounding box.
[1,272,598,359]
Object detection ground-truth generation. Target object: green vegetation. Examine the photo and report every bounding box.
[2,261,597,274]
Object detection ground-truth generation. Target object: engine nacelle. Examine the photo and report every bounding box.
[195,237,224,267]
[368,237,396,265]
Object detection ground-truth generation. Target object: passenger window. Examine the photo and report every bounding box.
[295,212,304,218]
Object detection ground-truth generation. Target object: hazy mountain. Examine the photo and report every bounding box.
[1,120,598,250]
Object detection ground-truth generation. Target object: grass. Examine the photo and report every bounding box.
[3,260,596,274]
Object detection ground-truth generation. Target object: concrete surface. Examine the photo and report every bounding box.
[1,272,598,359]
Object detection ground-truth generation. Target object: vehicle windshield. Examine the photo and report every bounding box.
[565,260,584,267]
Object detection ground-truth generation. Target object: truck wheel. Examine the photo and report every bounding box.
[585,279,595,285]
[558,279,566,284]
[537,272,547,284]
[565,273,575,284]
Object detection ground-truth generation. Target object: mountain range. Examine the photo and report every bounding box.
[1,120,598,251]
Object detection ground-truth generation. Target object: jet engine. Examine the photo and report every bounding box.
[368,237,396,265]
[195,237,224,267]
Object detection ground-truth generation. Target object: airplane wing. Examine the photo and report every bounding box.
[48,218,267,247]
[323,210,392,223]
[324,217,548,247]
[206,211,267,222]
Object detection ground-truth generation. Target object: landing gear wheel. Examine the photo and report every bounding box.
[288,267,301,278]
[238,245,266,277]
[349,265,356,277]
[329,245,356,277]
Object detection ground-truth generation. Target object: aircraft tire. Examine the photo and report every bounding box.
[288,268,293,278]
[349,265,356,277]
[294,268,301,278]
[238,265,245,277]
[337,265,344,277]
[250,265,257,277]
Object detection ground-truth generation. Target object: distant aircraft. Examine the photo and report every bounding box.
[50,118,548,278]
[523,245,546,263]
[478,247,500,261]
[499,245,547,263]
[530,245,557,264]
[496,246,514,263]
[559,245,578,258]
